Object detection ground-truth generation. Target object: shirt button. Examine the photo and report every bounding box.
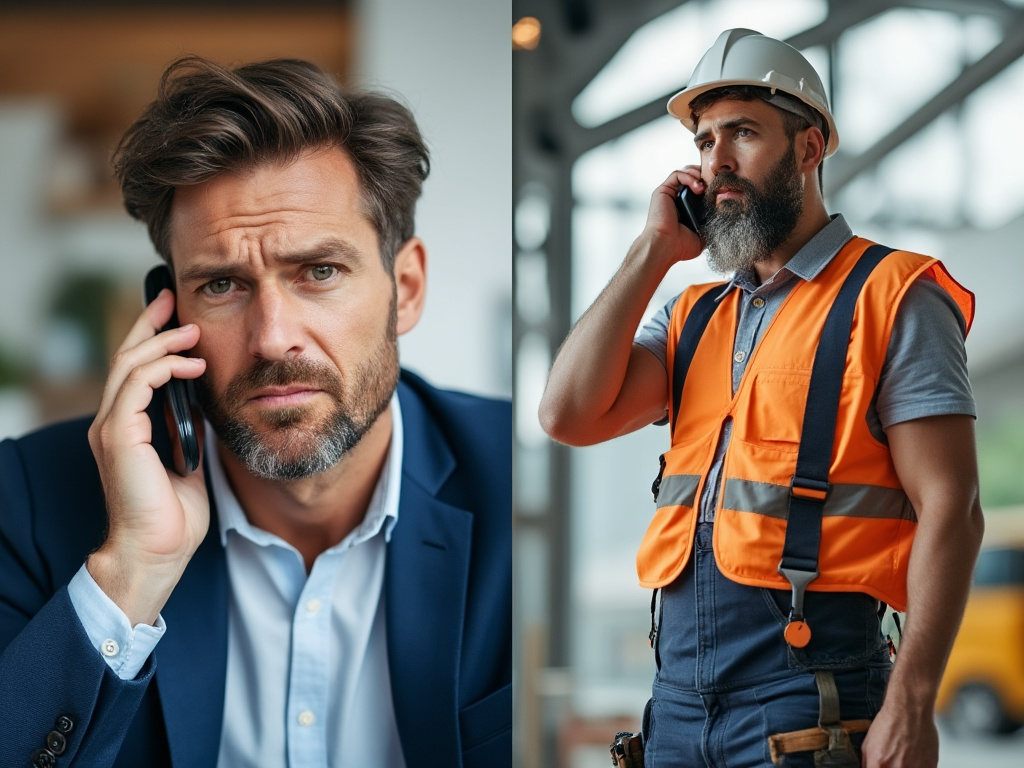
[101,639,120,657]
[752,297,765,308]
[734,350,747,363]
[305,599,322,614]
[298,710,316,727]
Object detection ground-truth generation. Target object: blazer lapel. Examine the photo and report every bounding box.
[156,486,229,767]
[387,383,474,768]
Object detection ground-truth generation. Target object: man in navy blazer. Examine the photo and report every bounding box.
[0,57,510,768]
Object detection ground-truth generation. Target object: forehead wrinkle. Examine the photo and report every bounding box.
[177,235,365,285]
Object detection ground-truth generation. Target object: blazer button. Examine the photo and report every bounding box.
[46,730,67,755]
[30,748,56,768]
[54,715,74,734]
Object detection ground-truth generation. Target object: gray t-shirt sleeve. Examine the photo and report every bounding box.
[634,295,679,369]
[873,274,976,433]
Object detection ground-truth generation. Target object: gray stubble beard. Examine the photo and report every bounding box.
[195,292,399,482]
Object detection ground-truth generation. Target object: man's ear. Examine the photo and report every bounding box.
[392,237,427,336]
[798,125,826,175]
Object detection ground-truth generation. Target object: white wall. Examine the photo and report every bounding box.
[356,0,512,399]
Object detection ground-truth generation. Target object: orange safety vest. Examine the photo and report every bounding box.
[636,237,975,611]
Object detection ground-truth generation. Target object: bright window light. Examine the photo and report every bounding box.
[572,0,827,128]
[835,8,1000,154]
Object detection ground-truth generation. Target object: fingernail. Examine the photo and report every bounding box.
[179,324,196,331]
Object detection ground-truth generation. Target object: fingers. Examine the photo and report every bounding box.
[656,166,705,197]
[92,354,206,456]
[645,165,707,250]
[118,288,177,354]
[110,355,206,430]
[96,321,203,428]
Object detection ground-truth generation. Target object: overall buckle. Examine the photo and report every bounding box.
[778,564,819,648]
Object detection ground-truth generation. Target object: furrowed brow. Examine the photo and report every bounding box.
[274,239,365,267]
[693,116,762,146]
[176,239,366,285]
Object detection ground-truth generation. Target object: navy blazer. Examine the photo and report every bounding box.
[0,371,511,767]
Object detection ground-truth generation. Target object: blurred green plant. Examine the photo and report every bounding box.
[977,412,1024,508]
[50,272,118,377]
[0,343,28,388]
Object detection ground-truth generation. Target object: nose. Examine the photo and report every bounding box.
[246,283,304,360]
[706,141,735,177]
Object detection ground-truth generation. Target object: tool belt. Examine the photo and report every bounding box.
[768,670,868,767]
[616,671,870,766]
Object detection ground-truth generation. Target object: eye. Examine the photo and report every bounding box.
[205,278,234,295]
[307,265,337,281]
[699,140,714,152]
[736,127,752,138]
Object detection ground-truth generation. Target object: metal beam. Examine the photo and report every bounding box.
[567,0,893,157]
[895,0,1016,21]
[788,0,893,49]
[826,15,1024,196]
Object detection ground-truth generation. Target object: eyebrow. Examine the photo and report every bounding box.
[693,116,762,146]
[176,238,366,285]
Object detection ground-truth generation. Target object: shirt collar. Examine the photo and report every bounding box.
[715,213,854,300]
[209,391,404,552]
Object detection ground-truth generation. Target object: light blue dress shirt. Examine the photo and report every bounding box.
[69,394,407,768]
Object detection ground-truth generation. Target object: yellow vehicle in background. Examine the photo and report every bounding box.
[936,510,1024,735]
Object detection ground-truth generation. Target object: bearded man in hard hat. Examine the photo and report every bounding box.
[541,28,982,768]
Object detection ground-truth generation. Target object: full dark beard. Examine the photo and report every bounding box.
[702,144,804,275]
[194,294,400,481]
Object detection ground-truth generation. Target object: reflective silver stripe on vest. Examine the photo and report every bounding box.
[722,478,916,522]
[656,474,701,509]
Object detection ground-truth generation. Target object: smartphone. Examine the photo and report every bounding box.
[144,264,200,475]
[675,185,706,234]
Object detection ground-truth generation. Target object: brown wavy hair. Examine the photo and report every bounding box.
[113,56,430,270]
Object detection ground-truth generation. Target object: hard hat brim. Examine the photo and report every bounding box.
[667,80,839,156]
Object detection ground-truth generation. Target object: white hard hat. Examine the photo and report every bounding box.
[667,28,839,156]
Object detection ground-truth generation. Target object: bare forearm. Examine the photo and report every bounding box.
[539,233,673,443]
[862,415,983,767]
[887,497,984,712]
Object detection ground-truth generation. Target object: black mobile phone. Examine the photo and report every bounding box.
[675,185,706,234]
[144,264,200,475]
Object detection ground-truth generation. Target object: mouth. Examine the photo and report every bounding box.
[714,188,744,202]
[247,385,323,408]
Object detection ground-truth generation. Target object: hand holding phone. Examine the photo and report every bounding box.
[144,265,201,475]
[85,266,209,627]
[674,185,706,234]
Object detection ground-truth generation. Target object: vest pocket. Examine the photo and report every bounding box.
[737,370,811,449]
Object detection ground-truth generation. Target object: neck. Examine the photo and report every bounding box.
[217,404,394,572]
[752,199,831,284]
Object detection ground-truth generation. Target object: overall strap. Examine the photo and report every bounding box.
[670,285,723,435]
[778,244,894,648]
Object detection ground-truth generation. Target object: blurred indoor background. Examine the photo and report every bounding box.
[0,0,511,442]
[513,1,1024,766]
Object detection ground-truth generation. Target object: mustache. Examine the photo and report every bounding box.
[706,172,758,202]
[223,359,345,406]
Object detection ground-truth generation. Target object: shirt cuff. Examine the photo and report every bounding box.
[67,564,166,680]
